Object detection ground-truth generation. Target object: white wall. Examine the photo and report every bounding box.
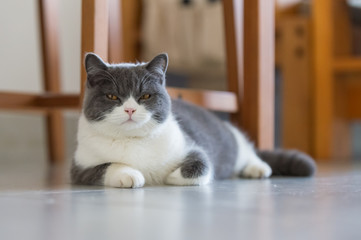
[59,0,81,93]
[0,0,81,93]
[0,0,43,92]
[0,0,82,163]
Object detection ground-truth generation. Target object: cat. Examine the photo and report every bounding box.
[71,53,316,188]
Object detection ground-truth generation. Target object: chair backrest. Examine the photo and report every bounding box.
[80,0,275,150]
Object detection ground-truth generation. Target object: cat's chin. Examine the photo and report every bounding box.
[91,118,163,139]
[121,118,145,125]
[118,119,164,137]
[119,116,152,127]
[120,119,144,130]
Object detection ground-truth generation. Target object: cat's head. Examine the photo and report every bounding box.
[82,53,171,137]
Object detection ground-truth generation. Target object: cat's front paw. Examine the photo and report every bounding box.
[104,165,145,188]
[241,161,272,179]
[165,167,211,186]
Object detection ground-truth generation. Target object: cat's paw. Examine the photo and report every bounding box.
[104,165,145,188]
[165,167,212,186]
[241,161,272,179]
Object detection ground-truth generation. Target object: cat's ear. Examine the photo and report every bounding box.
[84,53,107,75]
[146,53,168,76]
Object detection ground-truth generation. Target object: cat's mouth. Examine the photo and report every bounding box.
[121,118,142,126]
[122,118,135,124]
[115,113,152,128]
[119,118,148,131]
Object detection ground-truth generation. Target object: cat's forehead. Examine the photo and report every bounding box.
[104,65,144,88]
[103,63,161,96]
[108,63,147,79]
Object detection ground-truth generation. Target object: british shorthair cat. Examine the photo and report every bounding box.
[71,53,316,188]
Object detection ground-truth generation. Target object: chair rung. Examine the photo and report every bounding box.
[0,92,80,111]
[167,87,238,113]
[0,89,238,113]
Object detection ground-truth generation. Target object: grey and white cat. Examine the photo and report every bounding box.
[71,53,316,188]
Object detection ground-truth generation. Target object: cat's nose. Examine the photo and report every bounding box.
[124,108,136,117]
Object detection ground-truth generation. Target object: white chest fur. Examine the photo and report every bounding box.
[75,114,187,184]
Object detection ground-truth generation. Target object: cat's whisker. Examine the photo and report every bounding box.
[93,112,111,121]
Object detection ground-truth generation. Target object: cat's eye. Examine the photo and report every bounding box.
[106,94,118,100]
[140,94,151,100]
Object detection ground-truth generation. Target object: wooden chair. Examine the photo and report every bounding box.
[0,0,80,164]
[0,0,275,164]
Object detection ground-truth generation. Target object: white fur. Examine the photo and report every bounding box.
[225,123,272,178]
[165,146,213,185]
[95,97,154,136]
[75,96,271,188]
[75,97,205,186]
[165,167,212,186]
[103,164,145,188]
[112,62,146,68]
[75,115,189,185]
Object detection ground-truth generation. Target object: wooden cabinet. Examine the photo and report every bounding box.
[277,0,361,160]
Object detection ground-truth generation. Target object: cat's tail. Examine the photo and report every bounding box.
[257,149,317,176]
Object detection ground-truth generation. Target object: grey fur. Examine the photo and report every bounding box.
[146,53,169,79]
[257,149,317,176]
[71,161,111,185]
[172,99,239,179]
[180,150,210,178]
[73,53,316,187]
[83,53,171,124]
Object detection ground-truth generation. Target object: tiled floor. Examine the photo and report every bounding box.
[1,161,361,240]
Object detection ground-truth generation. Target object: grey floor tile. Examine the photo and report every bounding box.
[0,164,361,240]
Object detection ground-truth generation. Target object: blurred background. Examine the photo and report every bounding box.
[0,0,361,180]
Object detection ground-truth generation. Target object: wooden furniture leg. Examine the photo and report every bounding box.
[223,0,244,128]
[108,0,123,63]
[243,0,275,150]
[80,0,109,101]
[39,0,65,164]
[312,1,333,159]
[224,0,275,150]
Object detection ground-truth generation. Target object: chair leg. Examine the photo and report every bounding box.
[39,0,65,163]
[223,0,243,128]
[223,0,275,150]
[80,0,109,100]
[243,0,275,150]
[108,0,123,62]
[312,0,333,159]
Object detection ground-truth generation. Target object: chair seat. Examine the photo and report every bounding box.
[0,0,274,163]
